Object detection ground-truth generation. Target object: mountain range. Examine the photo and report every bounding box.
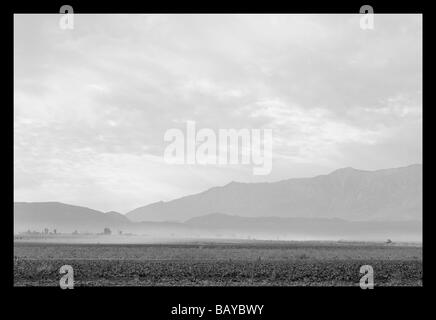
[126,164,422,222]
[14,164,423,241]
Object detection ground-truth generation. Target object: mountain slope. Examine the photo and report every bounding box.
[126,164,422,222]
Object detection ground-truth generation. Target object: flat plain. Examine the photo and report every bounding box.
[13,240,422,286]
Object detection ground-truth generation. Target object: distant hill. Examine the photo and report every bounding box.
[14,202,131,233]
[126,164,422,222]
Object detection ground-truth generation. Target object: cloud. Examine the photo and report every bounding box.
[14,14,422,212]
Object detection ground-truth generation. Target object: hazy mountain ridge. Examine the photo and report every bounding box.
[14,202,131,233]
[183,212,421,241]
[126,164,422,222]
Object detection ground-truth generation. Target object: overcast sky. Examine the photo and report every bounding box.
[14,14,422,213]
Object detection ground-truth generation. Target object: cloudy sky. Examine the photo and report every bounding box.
[14,14,422,213]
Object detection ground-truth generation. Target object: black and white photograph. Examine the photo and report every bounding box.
[13,11,422,289]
